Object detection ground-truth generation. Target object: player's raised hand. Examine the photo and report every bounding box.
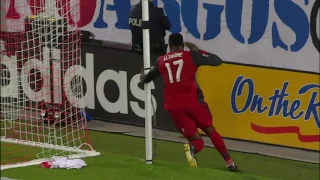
[140,68,144,82]
[184,42,200,52]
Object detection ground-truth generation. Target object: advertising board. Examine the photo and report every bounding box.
[1,33,318,150]
[3,0,320,72]
[197,64,320,150]
[0,36,176,131]
[80,44,174,130]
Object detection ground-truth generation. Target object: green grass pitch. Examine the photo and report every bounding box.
[1,131,319,180]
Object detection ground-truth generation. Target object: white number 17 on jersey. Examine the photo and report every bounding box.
[165,59,184,83]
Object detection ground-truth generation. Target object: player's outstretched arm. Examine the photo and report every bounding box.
[185,42,201,52]
[184,44,222,67]
[185,41,222,66]
[203,53,222,66]
[140,63,161,84]
[191,51,222,66]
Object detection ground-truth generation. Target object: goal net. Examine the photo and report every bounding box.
[0,0,100,170]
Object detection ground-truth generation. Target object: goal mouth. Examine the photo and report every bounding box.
[1,0,100,169]
[0,113,100,170]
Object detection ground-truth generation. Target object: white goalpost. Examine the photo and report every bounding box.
[142,0,153,164]
[0,0,100,170]
[1,0,6,32]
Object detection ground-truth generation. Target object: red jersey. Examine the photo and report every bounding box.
[158,50,200,109]
[141,50,222,109]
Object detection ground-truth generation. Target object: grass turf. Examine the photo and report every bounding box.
[1,131,319,180]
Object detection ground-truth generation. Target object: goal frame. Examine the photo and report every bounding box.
[0,0,100,170]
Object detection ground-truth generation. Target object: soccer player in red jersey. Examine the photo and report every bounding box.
[140,33,237,172]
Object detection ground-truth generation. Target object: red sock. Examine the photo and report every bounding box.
[209,129,232,163]
[190,139,204,153]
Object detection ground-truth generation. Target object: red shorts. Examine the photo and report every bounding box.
[167,103,213,139]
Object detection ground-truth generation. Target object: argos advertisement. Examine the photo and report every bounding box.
[3,0,320,73]
[197,65,319,151]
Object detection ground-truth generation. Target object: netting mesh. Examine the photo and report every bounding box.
[1,0,99,169]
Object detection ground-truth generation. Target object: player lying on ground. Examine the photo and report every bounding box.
[140,33,237,172]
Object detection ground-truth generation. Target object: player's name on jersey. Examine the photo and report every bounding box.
[164,52,183,61]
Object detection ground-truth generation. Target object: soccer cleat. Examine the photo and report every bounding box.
[184,144,198,168]
[226,161,237,172]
